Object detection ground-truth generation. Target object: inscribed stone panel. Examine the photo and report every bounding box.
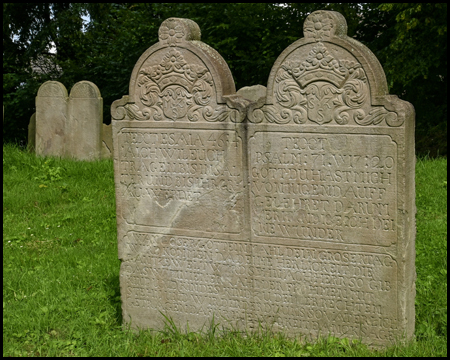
[246,10,415,346]
[112,18,250,331]
[35,81,68,157]
[67,81,103,160]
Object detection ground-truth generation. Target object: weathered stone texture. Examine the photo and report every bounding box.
[35,81,68,157]
[112,12,415,347]
[35,80,104,160]
[112,16,249,332]
[237,85,267,102]
[67,81,103,160]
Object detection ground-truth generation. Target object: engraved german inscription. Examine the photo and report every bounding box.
[121,235,398,342]
[250,133,397,246]
[117,129,244,233]
[113,13,415,347]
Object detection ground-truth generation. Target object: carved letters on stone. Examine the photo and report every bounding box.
[112,12,415,348]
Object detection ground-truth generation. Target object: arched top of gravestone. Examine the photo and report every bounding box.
[37,81,68,98]
[69,81,101,99]
[251,10,410,127]
[127,17,236,110]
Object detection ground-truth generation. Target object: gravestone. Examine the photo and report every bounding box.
[67,81,103,160]
[112,17,249,333]
[112,12,415,347]
[28,112,36,152]
[246,10,415,345]
[35,81,68,157]
[35,80,104,160]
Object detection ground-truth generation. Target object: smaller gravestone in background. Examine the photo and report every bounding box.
[101,123,113,159]
[67,81,103,160]
[28,113,36,152]
[35,81,68,157]
[35,80,105,160]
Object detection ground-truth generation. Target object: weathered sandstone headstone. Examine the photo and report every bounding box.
[113,12,415,347]
[28,112,36,152]
[246,10,415,345]
[67,81,103,160]
[35,80,104,160]
[35,81,68,157]
[112,17,249,332]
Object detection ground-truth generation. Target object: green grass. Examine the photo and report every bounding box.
[3,144,447,356]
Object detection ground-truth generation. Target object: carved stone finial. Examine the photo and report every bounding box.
[158,18,201,46]
[303,10,348,41]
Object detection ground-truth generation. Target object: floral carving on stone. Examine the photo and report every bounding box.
[136,48,213,121]
[159,20,185,46]
[303,11,335,40]
[275,42,368,125]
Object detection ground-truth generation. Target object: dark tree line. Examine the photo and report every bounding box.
[3,3,447,156]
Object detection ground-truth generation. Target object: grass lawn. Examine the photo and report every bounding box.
[3,144,447,356]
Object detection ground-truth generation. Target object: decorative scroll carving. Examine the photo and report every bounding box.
[249,42,369,125]
[249,41,399,127]
[354,107,400,126]
[136,48,213,121]
[116,47,245,122]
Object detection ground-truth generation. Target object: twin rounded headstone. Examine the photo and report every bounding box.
[35,80,110,160]
[112,11,415,347]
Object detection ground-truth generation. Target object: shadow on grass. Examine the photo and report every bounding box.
[104,274,122,325]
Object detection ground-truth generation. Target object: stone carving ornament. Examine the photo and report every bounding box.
[112,18,248,123]
[248,10,405,127]
[112,12,415,347]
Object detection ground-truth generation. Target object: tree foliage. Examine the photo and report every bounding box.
[3,3,447,156]
[378,3,447,156]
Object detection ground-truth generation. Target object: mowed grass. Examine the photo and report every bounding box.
[3,144,447,357]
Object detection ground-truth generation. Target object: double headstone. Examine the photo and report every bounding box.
[112,11,416,347]
[35,80,107,160]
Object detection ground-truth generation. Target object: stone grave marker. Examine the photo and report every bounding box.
[67,81,103,160]
[112,12,415,347]
[246,10,415,345]
[35,81,68,157]
[112,17,249,332]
